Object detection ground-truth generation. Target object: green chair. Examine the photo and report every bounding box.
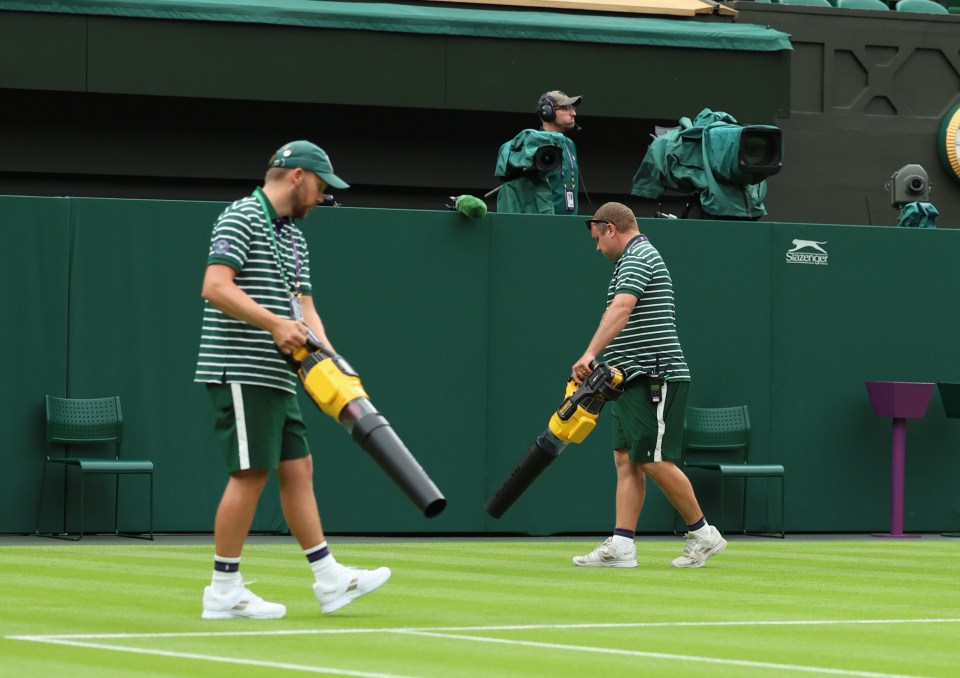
[36,396,154,540]
[681,406,785,538]
[837,0,890,9]
[895,0,949,11]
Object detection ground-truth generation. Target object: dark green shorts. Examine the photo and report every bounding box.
[206,383,310,472]
[610,379,689,463]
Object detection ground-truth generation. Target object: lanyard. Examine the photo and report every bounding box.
[254,190,301,298]
[561,141,577,192]
[626,234,649,252]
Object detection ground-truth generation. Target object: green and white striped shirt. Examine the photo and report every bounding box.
[603,234,690,383]
[194,188,312,394]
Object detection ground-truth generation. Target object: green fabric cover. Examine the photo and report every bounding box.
[455,194,488,220]
[631,108,770,219]
[897,201,939,228]
[494,129,577,215]
[0,1,793,51]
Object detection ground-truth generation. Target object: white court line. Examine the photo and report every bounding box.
[9,618,958,678]
[9,617,960,641]
[10,636,418,678]
[398,629,928,678]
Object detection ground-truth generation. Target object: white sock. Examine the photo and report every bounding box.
[211,556,242,594]
[611,535,634,548]
[693,523,713,539]
[306,542,340,586]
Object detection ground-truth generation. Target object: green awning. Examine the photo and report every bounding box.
[0,0,792,51]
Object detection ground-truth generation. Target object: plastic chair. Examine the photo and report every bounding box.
[837,0,890,9]
[681,406,785,538]
[778,0,833,6]
[895,0,949,12]
[36,396,154,540]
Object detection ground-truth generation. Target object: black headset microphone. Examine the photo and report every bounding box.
[536,95,556,123]
[537,95,581,131]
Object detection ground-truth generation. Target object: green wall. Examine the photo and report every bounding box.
[0,10,789,120]
[5,197,960,535]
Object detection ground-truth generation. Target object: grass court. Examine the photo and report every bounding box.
[1,537,958,677]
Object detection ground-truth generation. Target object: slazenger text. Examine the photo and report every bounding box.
[786,252,828,265]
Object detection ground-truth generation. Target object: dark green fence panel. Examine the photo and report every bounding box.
[297,207,491,532]
[4,197,960,535]
[768,222,960,533]
[643,220,777,533]
[483,214,616,535]
[2,197,70,534]
[64,198,233,533]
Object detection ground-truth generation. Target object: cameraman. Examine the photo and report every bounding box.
[494,90,582,215]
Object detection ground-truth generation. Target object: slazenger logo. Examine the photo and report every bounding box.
[785,239,829,266]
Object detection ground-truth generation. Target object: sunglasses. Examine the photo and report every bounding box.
[585,219,612,230]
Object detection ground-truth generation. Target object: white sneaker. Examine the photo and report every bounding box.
[572,537,638,568]
[201,584,286,619]
[671,526,728,568]
[313,565,392,613]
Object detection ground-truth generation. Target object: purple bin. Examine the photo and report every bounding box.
[865,381,934,419]
[865,381,935,538]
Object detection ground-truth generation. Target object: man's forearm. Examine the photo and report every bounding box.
[585,303,631,357]
[204,278,283,333]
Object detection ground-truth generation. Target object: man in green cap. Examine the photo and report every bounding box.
[195,141,391,619]
[494,90,582,214]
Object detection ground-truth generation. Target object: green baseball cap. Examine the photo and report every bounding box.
[270,140,349,189]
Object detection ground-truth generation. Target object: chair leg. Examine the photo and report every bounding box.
[34,461,68,539]
[116,473,155,541]
[148,473,154,540]
[37,464,83,541]
[113,474,120,537]
[62,464,68,535]
[743,476,786,539]
[35,461,49,537]
[779,476,785,538]
[717,476,725,535]
[741,476,749,535]
[78,471,85,541]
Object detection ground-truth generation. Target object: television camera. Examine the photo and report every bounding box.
[631,109,782,220]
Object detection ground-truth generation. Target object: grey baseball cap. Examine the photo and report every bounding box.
[542,90,583,107]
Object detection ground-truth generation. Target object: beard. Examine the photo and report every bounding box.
[290,184,314,220]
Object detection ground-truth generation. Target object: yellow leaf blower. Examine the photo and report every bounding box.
[485,363,625,519]
[290,333,447,518]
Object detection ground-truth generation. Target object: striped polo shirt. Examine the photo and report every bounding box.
[602,234,690,383]
[194,188,312,394]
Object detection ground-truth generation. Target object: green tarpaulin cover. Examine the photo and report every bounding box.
[494,129,579,215]
[898,202,939,228]
[631,108,771,219]
[0,1,793,51]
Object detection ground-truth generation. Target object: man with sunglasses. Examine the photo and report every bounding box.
[571,202,727,569]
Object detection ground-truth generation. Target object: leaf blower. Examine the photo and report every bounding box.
[289,332,447,518]
[485,363,625,519]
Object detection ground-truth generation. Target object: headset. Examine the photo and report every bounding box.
[536,93,556,123]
